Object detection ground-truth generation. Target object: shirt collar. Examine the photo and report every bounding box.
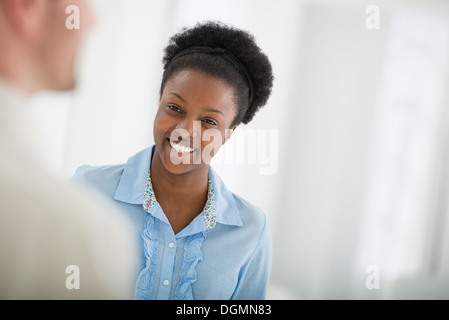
[142,171,217,230]
[114,145,243,227]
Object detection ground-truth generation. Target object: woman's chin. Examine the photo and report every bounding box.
[156,142,204,175]
[162,160,194,175]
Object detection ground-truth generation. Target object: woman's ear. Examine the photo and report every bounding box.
[223,126,237,144]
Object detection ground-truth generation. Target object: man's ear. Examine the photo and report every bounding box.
[4,0,47,39]
[223,126,237,144]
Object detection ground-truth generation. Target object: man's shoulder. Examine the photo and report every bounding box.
[0,159,137,299]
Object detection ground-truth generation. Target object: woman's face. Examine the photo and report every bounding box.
[153,69,237,175]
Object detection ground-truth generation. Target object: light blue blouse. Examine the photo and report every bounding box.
[72,146,272,300]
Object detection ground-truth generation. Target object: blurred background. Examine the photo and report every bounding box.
[29,0,449,299]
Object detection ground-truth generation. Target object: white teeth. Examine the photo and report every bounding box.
[170,140,194,153]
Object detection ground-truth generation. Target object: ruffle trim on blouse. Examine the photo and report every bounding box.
[133,214,159,300]
[135,169,216,300]
[174,231,208,300]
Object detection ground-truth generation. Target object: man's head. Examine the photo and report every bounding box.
[0,0,94,94]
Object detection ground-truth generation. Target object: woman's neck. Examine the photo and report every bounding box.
[150,150,210,233]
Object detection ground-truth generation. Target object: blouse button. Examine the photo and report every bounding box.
[168,242,175,248]
[163,280,169,286]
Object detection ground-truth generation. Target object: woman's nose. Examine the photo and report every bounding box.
[176,120,201,138]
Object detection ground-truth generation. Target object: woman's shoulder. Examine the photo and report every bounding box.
[210,167,269,236]
[73,163,125,182]
[71,147,154,203]
[71,163,126,197]
[229,192,270,235]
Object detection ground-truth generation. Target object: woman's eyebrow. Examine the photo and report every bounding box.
[204,108,225,116]
[168,92,225,116]
[168,92,187,104]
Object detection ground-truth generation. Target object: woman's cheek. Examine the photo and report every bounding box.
[201,128,224,164]
[154,114,171,140]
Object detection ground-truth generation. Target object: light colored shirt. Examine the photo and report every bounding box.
[72,146,272,300]
[0,79,139,299]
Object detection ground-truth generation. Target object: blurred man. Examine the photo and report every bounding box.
[0,0,138,299]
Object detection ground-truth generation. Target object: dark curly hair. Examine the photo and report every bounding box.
[160,21,274,127]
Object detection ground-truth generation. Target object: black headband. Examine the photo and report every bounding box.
[171,46,254,107]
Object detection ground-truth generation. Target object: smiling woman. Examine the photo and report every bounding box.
[71,21,274,300]
[155,70,237,176]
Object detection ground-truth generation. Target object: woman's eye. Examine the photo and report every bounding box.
[168,105,181,113]
[203,119,217,126]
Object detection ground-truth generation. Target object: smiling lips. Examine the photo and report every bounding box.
[169,139,196,153]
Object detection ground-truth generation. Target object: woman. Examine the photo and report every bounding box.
[73,21,274,300]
